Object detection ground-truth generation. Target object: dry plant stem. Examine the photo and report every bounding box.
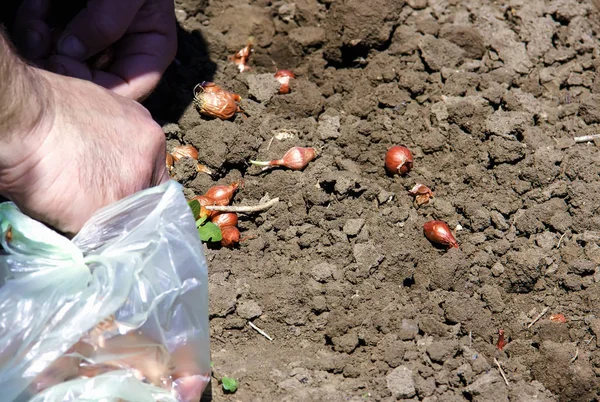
[205,198,279,213]
[249,321,273,341]
[570,348,579,364]
[527,307,549,329]
[574,134,600,143]
[494,358,510,386]
[557,232,567,248]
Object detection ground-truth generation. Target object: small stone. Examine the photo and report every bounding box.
[236,300,263,320]
[311,262,334,283]
[386,366,416,398]
[378,190,395,204]
[343,219,365,236]
[174,8,188,23]
[491,261,505,277]
[246,74,281,103]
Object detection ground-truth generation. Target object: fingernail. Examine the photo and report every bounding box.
[57,35,86,59]
[24,29,41,50]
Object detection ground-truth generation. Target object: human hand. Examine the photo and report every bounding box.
[0,68,169,235]
[13,0,177,101]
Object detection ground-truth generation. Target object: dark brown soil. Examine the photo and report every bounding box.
[152,0,600,400]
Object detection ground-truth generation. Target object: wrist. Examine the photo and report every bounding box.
[0,63,54,200]
[0,62,52,169]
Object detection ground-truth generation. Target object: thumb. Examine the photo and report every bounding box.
[55,0,144,60]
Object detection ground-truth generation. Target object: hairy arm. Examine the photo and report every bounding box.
[0,28,48,170]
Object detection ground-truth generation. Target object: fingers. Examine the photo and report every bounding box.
[13,0,52,60]
[56,0,144,60]
[47,54,154,101]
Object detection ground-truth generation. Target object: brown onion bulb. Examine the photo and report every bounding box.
[171,145,199,162]
[166,153,174,171]
[221,226,240,248]
[274,70,295,94]
[496,329,507,351]
[408,183,434,206]
[193,82,242,120]
[211,212,238,228]
[385,145,413,176]
[204,181,241,206]
[230,41,254,73]
[423,220,458,249]
[250,147,317,170]
[189,195,218,219]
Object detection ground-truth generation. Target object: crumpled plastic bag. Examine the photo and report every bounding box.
[0,181,210,402]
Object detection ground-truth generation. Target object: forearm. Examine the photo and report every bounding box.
[0,28,47,164]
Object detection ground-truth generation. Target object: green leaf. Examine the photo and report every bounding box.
[188,199,201,220]
[196,215,208,227]
[198,221,222,242]
[222,376,238,393]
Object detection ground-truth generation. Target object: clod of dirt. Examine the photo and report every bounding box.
[579,94,600,124]
[324,0,403,64]
[398,319,419,341]
[331,332,358,354]
[485,110,532,139]
[488,137,526,164]
[406,0,427,10]
[209,282,237,318]
[246,74,280,103]
[310,262,334,283]
[505,249,546,293]
[464,372,508,400]
[568,259,596,276]
[353,242,384,271]
[268,78,323,117]
[426,339,459,363]
[342,219,365,237]
[236,300,263,320]
[418,35,466,71]
[288,26,326,49]
[479,284,505,313]
[420,249,468,291]
[172,157,197,184]
[386,366,416,399]
[317,114,341,140]
[531,341,598,400]
[439,25,486,60]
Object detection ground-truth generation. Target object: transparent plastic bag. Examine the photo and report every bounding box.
[0,181,210,402]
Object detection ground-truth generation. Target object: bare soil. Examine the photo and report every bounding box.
[150,0,600,400]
